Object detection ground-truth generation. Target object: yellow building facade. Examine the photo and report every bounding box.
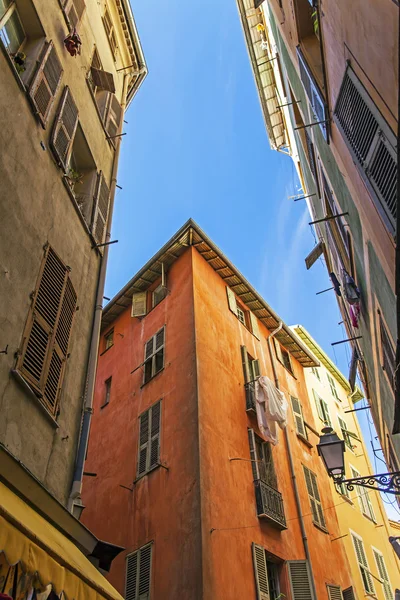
[293,326,400,600]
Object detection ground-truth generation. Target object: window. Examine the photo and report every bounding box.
[287,561,315,600]
[351,467,375,521]
[342,588,356,600]
[373,549,392,600]
[273,338,294,375]
[303,466,326,530]
[102,377,112,407]
[327,373,340,401]
[241,346,260,384]
[334,66,397,234]
[296,46,328,140]
[102,6,117,59]
[311,366,320,380]
[104,329,114,350]
[0,2,24,54]
[237,305,246,326]
[137,401,161,478]
[61,0,85,28]
[125,543,152,600]
[248,429,277,488]
[16,246,77,415]
[143,328,165,384]
[251,544,282,600]
[338,416,353,450]
[321,171,351,268]
[132,291,147,317]
[378,312,395,391]
[152,284,167,309]
[351,533,375,594]
[313,389,331,426]
[327,585,343,600]
[291,396,307,440]
[226,287,260,339]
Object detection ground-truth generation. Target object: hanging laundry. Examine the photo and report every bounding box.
[329,272,341,296]
[349,302,361,328]
[255,376,288,445]
[342,271,360,305]
[64,29,82,57]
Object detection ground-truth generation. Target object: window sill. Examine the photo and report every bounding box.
[140,367,164,389]
[339,494,353,505]
[312,521,329,534]
[362,513,376,524]
[134,463,160,483]
[297,433,313,448]
[100,344,114,357]
[11,370,59,429]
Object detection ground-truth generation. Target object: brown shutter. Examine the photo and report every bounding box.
[29,41,63,126]
[138,544,152,598]
[226,286,237,314]
[305,242,324,270]
[50,86,79,171]
[92,173,110,248]
[105,93,123,139]
[291,396,307,439]
[288,561,314,600]
[131,292,147,317]
[18,247,76,414]
[137,409,149,477]
[252,543,269,600]
[327,585,343,600]
[149,401,161,469]
[273,338,283,363]
[63,0,86,28]
[125,551,138,600]
[90,67,116,93]
[342,588,356,600]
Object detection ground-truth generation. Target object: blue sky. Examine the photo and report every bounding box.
[105,0,398,519]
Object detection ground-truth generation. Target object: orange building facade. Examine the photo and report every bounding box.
[82,221,356,599]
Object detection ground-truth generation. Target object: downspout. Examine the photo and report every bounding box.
[267,322,318,600]
[68,73,131,512]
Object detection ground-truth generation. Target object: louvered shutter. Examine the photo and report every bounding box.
[248,429,260,481]
[226,286,237,314]
[90,67,116,93]
[373,551,392,600]
[352,535,374,593]
[291,397,307,438]
[105,93,123,139]
[252,543,269,600]
[305,129,318,182]
[149,401,161,470]
[251,359,261,380]
[321,398,332,426]
[241,345,251,384]
[342,587,356,600]
[327,585,343,600]
[303,466,319,525]
[50,86,79,170]
[296,47,328,141]
[155,328,164,351]
[138,544,152,599]
[288,561,314,600]
[379,314,395,389]
[132,292,147,317]
[273,338,283,363]
[92,173,110,248]
[137,410,149,477]
[29,42,63,126]
[250,312,261,340]
[309,470,326,528]
[125,552,138,600]
[313,390,324,421]
[63,0,85,27]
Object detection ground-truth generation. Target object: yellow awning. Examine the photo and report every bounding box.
[0,482,123,600]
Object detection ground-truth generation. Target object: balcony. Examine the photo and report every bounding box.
[245,381,256,412]
[255,480,287,530]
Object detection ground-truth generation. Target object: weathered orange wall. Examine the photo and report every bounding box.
[83,246,354,598]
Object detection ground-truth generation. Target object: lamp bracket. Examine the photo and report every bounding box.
[333,471,400,495]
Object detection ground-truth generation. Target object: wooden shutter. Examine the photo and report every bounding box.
[373,551,392,600]
[92,173,110,248]
[149,401,161,470]
[241,346,251,384]
[351,468,375,520]
[342,588,356,600]
[29,41,63,126]
[252,359,261,380]
[132,292,147,317]
[155,327,164,351]
[50,86,79,170]
[352,535,374,593]
[305,242,324,270]
[303,466,326,529]
[226,286,237,314]
[105,93,123,139]
[313,390,324,421]
[250,312,261,340]
[18,247,76,414]
[379,314,395,390]
[321,398,331,426]
[288,561,314,600]
[273,338,283,363]
[125,551,138,600]
[327,585,343,600]
[90,67,116,93]
[296,47,328,141]
[138,544,152,599]
[248,429,260,481]
[137,409,150,477]
[252,543,269,600]
[291,397,307,438]
[63,0,85,27]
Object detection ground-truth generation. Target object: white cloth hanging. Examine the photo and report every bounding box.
[255,376,288,445]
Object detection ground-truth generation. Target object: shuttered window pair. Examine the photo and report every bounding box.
[226,287,260,340]
[334,66,397,234]
[102,6,117,59]
[378,312,395,391]
[303,466,326,530]
[17,246,77,415]
[313,389,331,426]
[143,328,165,384]
[273,339,294,375]
[125,543,152,600]
[290,396,308,440]
[296,46,328,141]
[28,41,63,127]
[248,429,277,488]
[350,467,375,521]
[61,0,85,28]
[241,346,260,384]
[351,533,375,594]
[373,549,392,600]
[137,401,161,478]
[132,269,168,318]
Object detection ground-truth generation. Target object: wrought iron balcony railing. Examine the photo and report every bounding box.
[254,479,287,530]
[245,381,256,412]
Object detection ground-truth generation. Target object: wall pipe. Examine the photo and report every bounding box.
[68,74,131,513]
[266,322,318,600]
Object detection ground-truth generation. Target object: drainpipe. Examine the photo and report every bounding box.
[68,73,131,513]
[266,322,318,600]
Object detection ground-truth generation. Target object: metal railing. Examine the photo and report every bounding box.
[255,479,287,529]
[245,381,256,412]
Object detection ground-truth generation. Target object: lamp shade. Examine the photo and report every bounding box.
[317,427,346,479]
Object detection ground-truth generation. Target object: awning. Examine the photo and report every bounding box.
[0,482,123,600]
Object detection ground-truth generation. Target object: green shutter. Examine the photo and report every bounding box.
[288,560,314,600]
[313,390,324,421]
[352,534,375,594]
[252,359,261,380]
[303,466,326,529]
[252,543,269,600]
[373,551,392,600]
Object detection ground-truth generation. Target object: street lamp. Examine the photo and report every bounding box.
[317,427,400,495]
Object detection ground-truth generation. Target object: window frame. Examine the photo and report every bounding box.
[102,376,112,408]
[104,328,114,351]
[337,415,353,451]
[350,466,376,522]
[0,3,26,55]
[143,327,165,385]
[125,542,153,600]
[152,284,167,309]
[313,389,331,426]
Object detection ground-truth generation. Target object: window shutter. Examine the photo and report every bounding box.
[342,588,356,600]
[305,241,324,270]
[29,41,63,126]
[131,292,147,317]
[313,390,324,421]
[90,67,116,94]
[252,359,261,379]
[226,286,237,314]
[63,0,86,28]
[291,396,307,439]
[155,327,164,351]
[137,410,149,477]
[125,551,138,600]
[105,93,123,140]
[379,314,395,390]
[138,544,152,599]
[373,551,392,600]
[327,585,343,600]
[303,466,319,524]
[149,401,161,470]
[241,345,251,384]
[17,247,76,414]
[50,86,79,171]
[250,312,261,340]
[92,173,110,248]
[310,470,326,528]
[248,429,260,481]
[352,535,374,593]
[296,47,328,141]
[288,561,314,600]
[252,543,269,600]
[322,399,332,426]
[273,338,283,363]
